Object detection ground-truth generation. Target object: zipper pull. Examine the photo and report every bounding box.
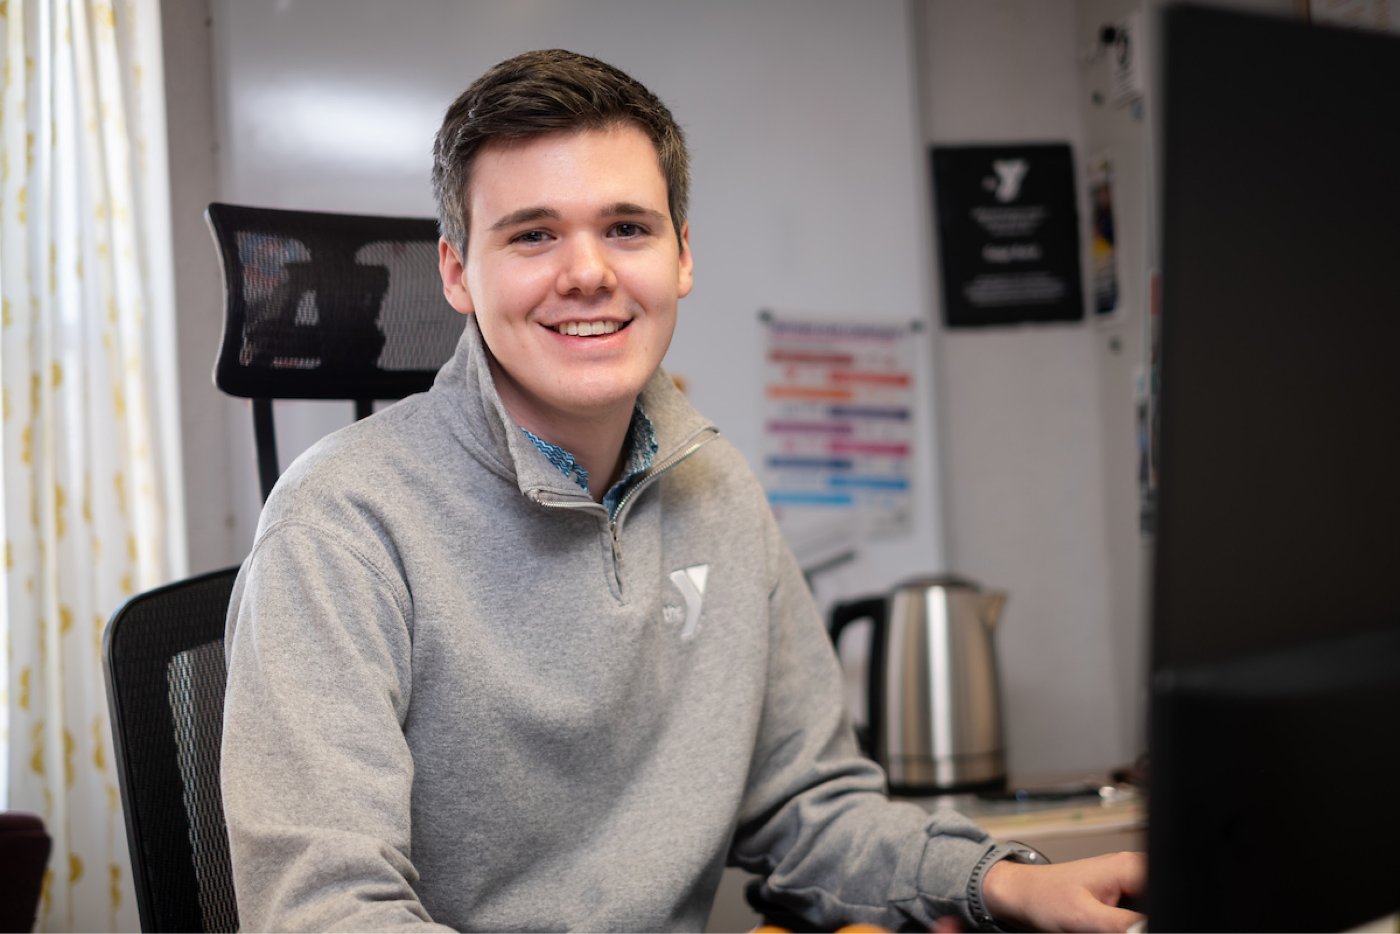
[612,521,623,571]
[610,520,623,588]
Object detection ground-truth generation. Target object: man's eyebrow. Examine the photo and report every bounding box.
[600,202,666,222]
[486,203,665,232]
[487,206,561,232]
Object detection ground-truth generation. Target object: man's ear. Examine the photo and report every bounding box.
[677,221,694,299]
[439,238,474,315]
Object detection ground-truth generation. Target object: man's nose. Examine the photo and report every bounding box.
[556,235,617,296]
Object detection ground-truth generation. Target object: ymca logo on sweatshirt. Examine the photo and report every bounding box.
[663,564,709,640]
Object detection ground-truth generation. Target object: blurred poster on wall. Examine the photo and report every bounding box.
[1088,154,1121,317]
[931,143,1085,327]
[1141,270,1162,536]
[761,314,917,565]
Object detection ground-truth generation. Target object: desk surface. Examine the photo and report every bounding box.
[914,786,1146,843]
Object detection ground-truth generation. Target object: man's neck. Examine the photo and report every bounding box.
[551,416,630,503]
[483,356,648,502]
[510,403,636,503]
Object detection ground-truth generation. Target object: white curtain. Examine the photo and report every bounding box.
[1,1,185,930]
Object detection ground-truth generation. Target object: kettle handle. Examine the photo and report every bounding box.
[827,597,888,761]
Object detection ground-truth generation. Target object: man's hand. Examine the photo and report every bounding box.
[982,851,1146,932]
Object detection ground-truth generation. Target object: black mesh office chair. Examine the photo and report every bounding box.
[101,204,463,930]
[103,566,240,933]
[205,202,465,501]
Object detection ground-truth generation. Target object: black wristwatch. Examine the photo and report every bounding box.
[966,841,1051,932]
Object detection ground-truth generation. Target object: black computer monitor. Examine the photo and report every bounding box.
[1148,5,1400,931]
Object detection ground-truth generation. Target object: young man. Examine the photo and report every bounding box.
[221,50,1145,932]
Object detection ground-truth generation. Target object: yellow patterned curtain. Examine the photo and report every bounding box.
[1,0,185,930]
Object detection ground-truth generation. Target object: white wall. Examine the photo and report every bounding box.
[164,0,1299,780]
[912,0,1294,776]
[1078,0,1157,766]
[916,0,1128,775]
[163,0,240,573]
[186,0,949,599]
[163,0,1147,779]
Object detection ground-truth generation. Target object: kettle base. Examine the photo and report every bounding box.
[888,774,1006,797]
[884,751,1006,796]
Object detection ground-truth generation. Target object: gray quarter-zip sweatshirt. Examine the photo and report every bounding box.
[221,318,999,932]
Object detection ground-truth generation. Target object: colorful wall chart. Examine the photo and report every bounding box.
[762,314,917,539]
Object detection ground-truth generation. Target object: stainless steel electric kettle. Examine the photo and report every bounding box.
[828,575,1008,794]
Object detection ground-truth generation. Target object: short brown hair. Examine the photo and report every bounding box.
[431,49,690,252]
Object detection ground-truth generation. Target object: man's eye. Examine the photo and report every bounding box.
[513,230,549,244]
[611,222,646,238]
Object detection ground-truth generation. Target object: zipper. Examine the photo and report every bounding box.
[533,427,719,592]
[611,427,719,527]
[606,427,718,589]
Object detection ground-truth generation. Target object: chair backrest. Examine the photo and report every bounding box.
[205,202,465,500]
[103,567,241,933]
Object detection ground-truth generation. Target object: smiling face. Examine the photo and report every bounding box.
[438,124,693,442]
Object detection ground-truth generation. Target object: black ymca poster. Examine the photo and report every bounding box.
[931,143,1085,327]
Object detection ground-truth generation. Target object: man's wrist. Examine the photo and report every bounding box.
[966,842,1050,932]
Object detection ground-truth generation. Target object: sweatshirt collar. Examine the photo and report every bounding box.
[430,316,715,504]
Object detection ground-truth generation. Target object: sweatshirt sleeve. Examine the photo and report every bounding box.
[221,518,454,932]
[728,531,997,931]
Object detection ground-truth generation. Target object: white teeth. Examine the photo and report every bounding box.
[556,321,621,336]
